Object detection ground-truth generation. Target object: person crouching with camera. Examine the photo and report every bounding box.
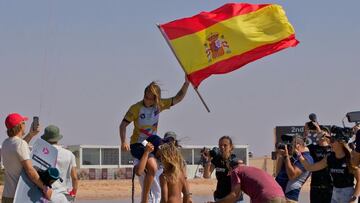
[202,136,244,203]
[275,135,314,203]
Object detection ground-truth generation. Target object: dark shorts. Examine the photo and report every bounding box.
[1,196,14,203]
[130,143,155,160]
[310,186,332,203]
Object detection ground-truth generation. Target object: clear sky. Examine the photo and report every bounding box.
[1,0,360,156]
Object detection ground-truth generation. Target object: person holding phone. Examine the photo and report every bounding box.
[1,113,52,202]
[119,78,189,203]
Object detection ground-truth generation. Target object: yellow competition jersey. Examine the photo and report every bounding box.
[124,98,172,144]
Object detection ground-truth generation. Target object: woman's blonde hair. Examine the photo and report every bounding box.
[144,81,162,110]
[159,143,184,183]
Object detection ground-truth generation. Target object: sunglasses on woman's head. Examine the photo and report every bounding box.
[330,137,337,143]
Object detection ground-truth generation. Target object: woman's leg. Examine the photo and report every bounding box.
[141,157,158,203]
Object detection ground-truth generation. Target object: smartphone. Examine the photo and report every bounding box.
[141,140,148,147]
[32,116,39,131]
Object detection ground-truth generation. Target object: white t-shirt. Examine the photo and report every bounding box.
[1,136,31,198]
[51,145,76,193]
[133,158,163,203]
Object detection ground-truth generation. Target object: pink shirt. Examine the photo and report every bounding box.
[231,166,284,203]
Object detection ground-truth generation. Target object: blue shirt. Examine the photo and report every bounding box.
[275,151,313,201]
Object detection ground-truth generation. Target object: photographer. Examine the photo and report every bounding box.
[297,132,360,203]
[275,135,313,202]
[202,136,244,202]
[304,121,333,203]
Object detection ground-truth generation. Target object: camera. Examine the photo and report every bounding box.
[276,134,294,150]
[330,125,353,143]
[330,125,353,136]
[201,147,221,160]
[199,147,221,166]
[200,147,239,168]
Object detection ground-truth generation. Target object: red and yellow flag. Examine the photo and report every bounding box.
[159,3,299,87]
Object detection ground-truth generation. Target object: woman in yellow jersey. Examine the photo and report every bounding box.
[119,77,189,203]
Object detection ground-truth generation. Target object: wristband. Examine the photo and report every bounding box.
[69,188,77,197]
[184,192,192,196]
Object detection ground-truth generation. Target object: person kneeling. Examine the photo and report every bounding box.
[207,164,286,203]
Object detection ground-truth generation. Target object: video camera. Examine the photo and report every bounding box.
[276,134,294,150]
[346,111,360,124]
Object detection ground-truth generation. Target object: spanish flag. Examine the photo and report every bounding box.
[159,3,299,88]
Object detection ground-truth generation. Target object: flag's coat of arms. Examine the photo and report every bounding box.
[205,32,231,62]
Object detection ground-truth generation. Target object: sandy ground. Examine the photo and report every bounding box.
[0,178,310,200]
[76,178,218,200]
[0,157,310,200]
[0,179,218,200]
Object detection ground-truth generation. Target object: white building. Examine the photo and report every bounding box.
[66,144,249,180]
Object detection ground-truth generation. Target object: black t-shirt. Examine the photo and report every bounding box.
[308,144,332,187]
[355,130,360,153]
[211,154,236,199]
[327,152,354,188]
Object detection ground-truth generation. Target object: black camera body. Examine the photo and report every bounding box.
[330,125,353,143]
[201,147,221,160]
[200,147,240,168]
[276,134,294,150]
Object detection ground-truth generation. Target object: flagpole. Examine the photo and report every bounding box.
[156,23,210,113]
